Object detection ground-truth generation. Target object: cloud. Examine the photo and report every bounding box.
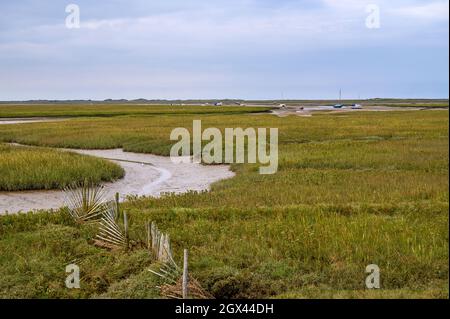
[0,0,448,99]
[2,0,448,51]
[390,1,449,20]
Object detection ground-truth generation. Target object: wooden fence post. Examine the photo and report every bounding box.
[123,211,129,250]
[115,192,120,220]
[182,249,189,299]
[146,221,151,250]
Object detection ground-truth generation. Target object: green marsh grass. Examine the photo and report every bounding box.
[0,106,448,298]
[0,104,271,118]
[0,144,124,191]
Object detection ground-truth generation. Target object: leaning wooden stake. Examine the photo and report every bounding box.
[123,211,129,250]
[115,192,120,221]
[146,222,151,250]
[182,249,189,299]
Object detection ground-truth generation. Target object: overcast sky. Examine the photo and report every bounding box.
[0,0,448,100]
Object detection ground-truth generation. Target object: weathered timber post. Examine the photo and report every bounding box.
[115,192,120,221]
[146,221,151,250]
[182,249,189,299]
[123,211,129,250]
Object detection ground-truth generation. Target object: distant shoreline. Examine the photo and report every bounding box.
[0,98,448,106]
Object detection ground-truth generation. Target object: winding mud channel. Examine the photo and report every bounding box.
[0,147,235,215]
[268,105,448,117]
[0,117,69,125]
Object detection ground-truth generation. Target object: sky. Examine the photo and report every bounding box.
[0,0,448,100]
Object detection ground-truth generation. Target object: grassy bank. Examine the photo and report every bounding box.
[0,104,271,118]
[0,144,124,191]
[1,202,447,298]
[380,103,449,108]
[0,105,448,298]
